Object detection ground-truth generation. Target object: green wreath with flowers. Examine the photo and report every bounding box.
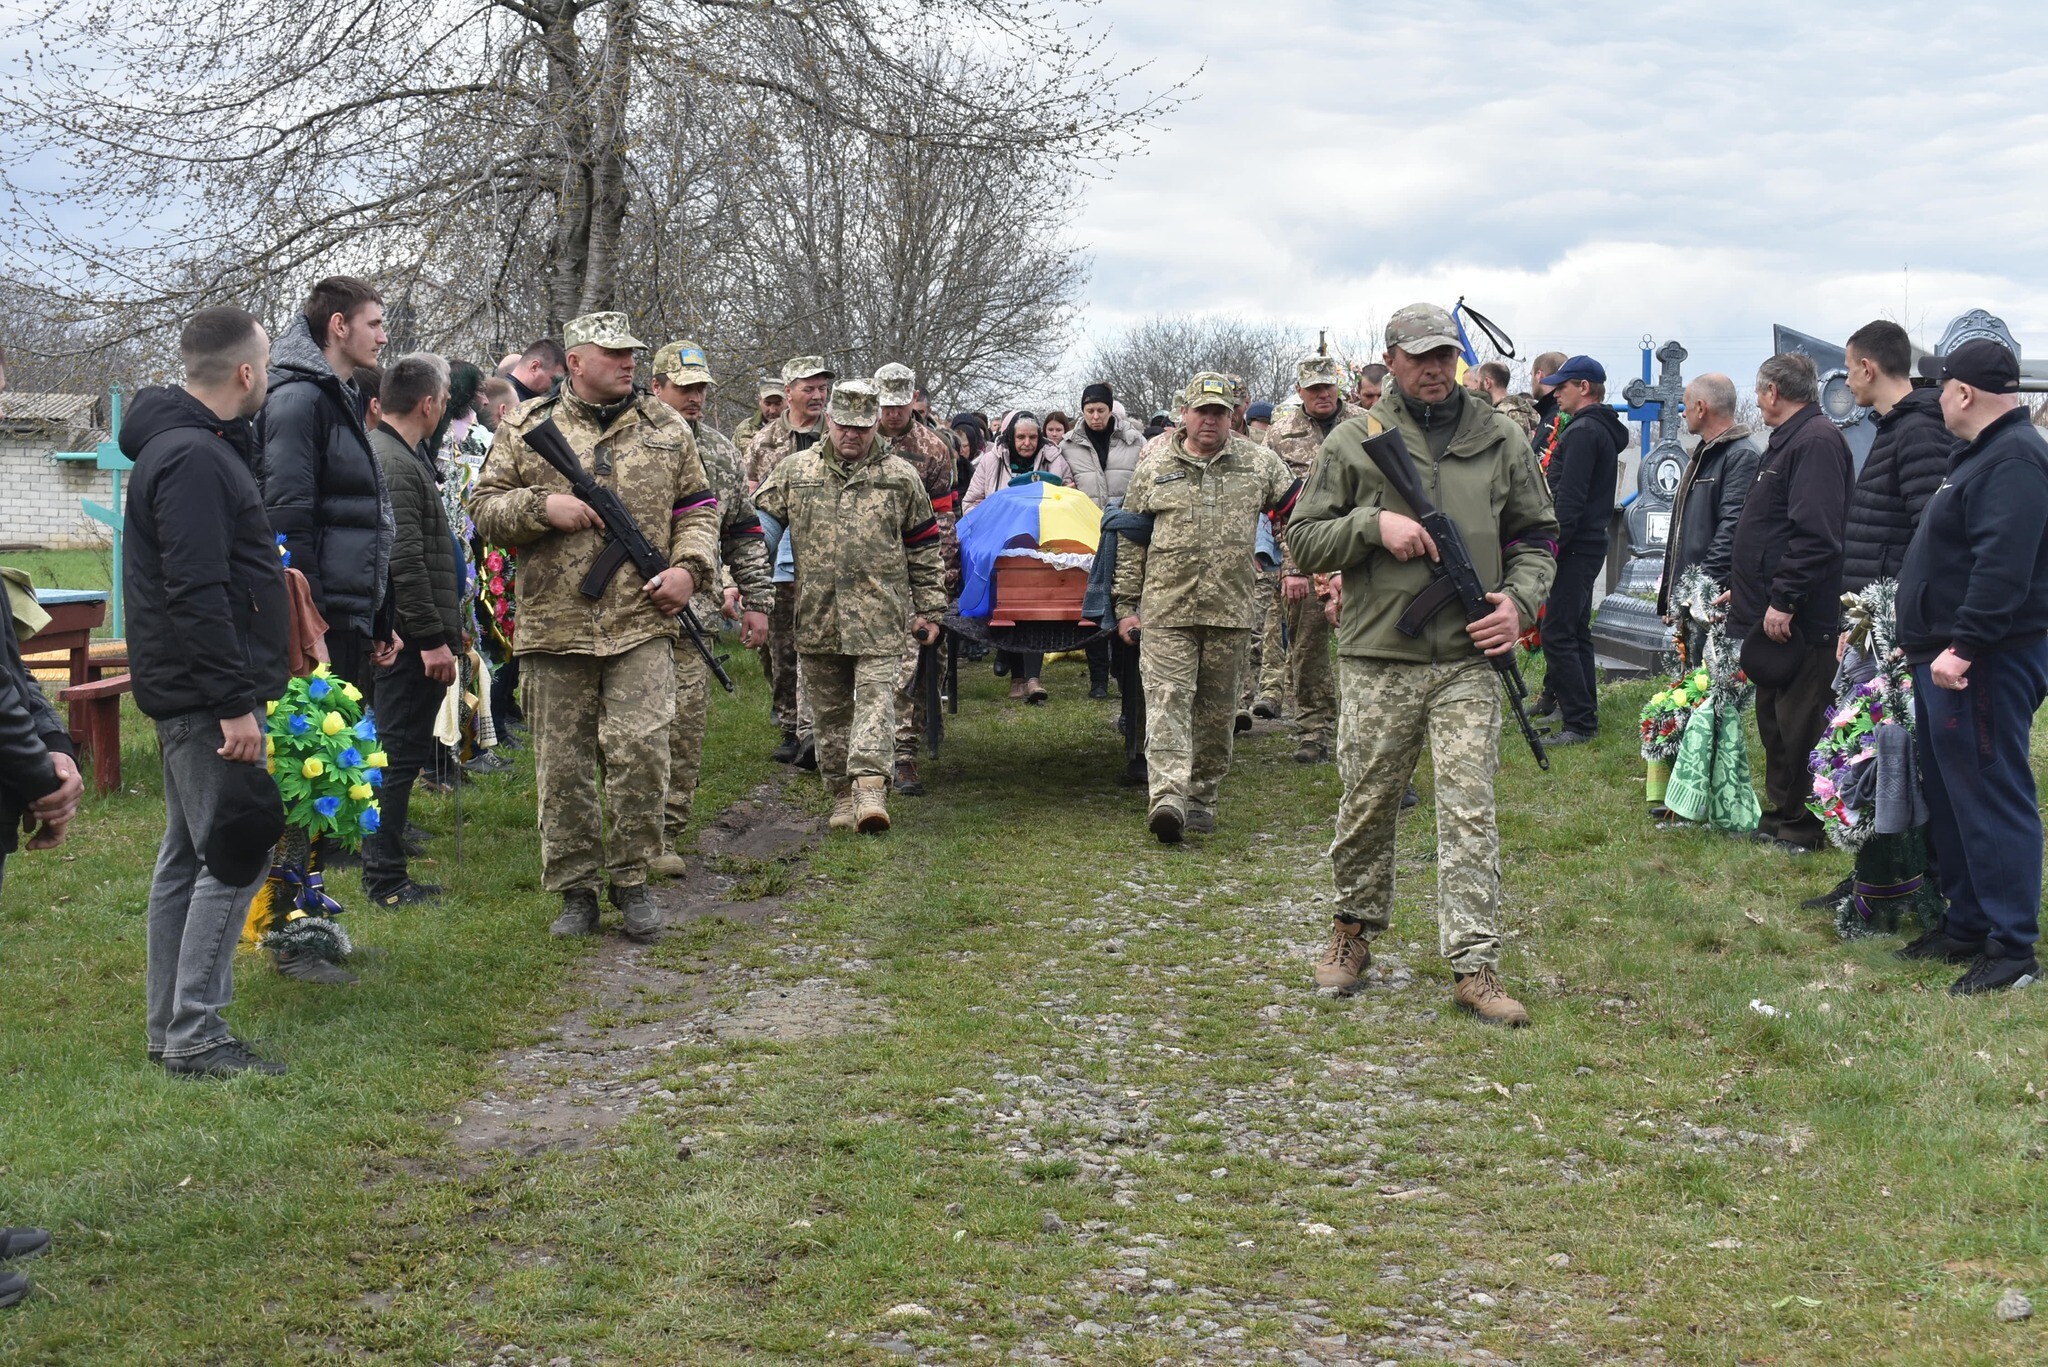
[265,663,387,849]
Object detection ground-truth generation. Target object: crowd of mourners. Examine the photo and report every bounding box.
[2,280,2046,1311]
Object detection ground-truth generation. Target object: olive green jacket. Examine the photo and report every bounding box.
[471,389,721,657]
[1287,392,1558,664]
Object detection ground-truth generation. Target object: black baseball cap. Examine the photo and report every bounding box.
[1917,339,2021,393]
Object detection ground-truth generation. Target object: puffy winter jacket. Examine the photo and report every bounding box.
[1656,424,1762,615]
[1549,402,1630,553]
[1842,385,1956,592]
[371,425,464,653]
[120,385,292,720]
[1726,404,1852,640]
[1058,404,1146,506]
[962,446,1075,512]
[255,313,393,633]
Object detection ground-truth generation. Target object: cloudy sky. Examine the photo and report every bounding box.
[1062,0,2048,389]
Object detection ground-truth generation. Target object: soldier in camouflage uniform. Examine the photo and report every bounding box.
[472,311,720,941]
[874,362,960,797]
[746,357,834,763]
[650,341,774,873]
[1287,303,1559,1026]
[733,377,785,449]
[1262,354,1369,764]
[1114,372,1300,844]
[754,380,948,834]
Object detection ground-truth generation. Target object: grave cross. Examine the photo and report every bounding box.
[1622,339,1689,449]
[51,387,133,637]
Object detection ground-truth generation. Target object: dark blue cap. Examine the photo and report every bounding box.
[1247,401,1274,422]
[1546,355,1605,386]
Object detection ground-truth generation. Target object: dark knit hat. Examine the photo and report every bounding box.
[1081,381,1114,409]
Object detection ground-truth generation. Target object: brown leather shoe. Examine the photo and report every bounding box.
[1453,966,1531,1027]
[854,776,891,834]
[892,758,924,796]
[1313,917,1371,992]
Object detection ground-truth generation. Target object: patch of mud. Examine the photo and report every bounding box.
[450,784,882,1159]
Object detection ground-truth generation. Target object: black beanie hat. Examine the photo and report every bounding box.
[1081,382,1114,409]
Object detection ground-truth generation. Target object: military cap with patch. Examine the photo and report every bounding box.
[780,354,835,386]
[1384,303,1462,356]
[874,362,917,406]
[1182,371,1236,411]
[1296,354,1344,390]
[828,378,880,428]
[652,340,715,387]
[563,310,646,351]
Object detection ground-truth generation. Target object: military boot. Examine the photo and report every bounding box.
[771,730,801,764]
[612,883,663,941]
[1313,917,1371,992]
[550,888,600,938]
[893,757,924,796]
[1233,709,1253,734]
[1293,740,1330,764]
[1250,698,1282,720]
[1452,966,1531,1027]
[854,776,891,834]
[1147,800,1185,844]
[649,851,689,879]
[1184,807,1216,835]
[828,785,858,832]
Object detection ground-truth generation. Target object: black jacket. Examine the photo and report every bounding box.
[1549,402,1628,553]
[1898,407,2048,664]
[370,425,464,653]
[0,593,75,858]
[1727,404,1852,640]
[1657,424,1762,614]
[121,385,293,721]
[1842,385,1956,591]
[255,313,393,634]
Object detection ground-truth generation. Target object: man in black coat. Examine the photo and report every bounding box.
[257,275,396,693]
[1841,320,1955,590]
[363,353,459,909]
[1658,372,1761,648]
[1894,340,2048,995]
[121,307,293,1077]
[1724,353,1852,851]
[1538,355,1629,744]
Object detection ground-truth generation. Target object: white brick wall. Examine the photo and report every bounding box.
[0,443,124,549]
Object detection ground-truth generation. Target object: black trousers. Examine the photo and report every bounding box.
[1000,649,1044,681]
[1084,636,1111,686]
[490,652,522,724]
[1754,634,1838,849]
[1542,548,1606,735]
[326,629,376,708]
[362,646,443,895]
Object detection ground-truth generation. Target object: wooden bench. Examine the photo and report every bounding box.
[59,673,133,794]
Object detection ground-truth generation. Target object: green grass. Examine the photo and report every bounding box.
[2,644,2045,1365]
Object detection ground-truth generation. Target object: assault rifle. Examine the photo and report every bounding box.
[523,416,734,693]
[1357,427,1549,771]
[913,637,944,758]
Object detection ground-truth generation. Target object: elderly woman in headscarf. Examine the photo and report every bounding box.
[962,409,1073,513]
[962,410,1075,703]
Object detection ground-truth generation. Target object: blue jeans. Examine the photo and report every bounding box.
[1914,637,2048,959]
[146,712,268,1060]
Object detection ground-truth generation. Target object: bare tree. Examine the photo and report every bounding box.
[2,0,1181,346]
[1074,314,1306,419]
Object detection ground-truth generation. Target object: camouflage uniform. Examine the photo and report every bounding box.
[651,341,776,842]
[1287,305,1558,973]
[471,313,720,894]
[1114,375,1298,823]
[1499,393,1540,443]
[752,381,948,795]
[875,363,960,765]
[1262,360,1367,752]
[746,358,832,739]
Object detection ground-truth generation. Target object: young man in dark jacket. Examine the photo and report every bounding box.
[1841,320,1956,591]
[1537,355,1628,743]
[257,275,395,692]
[1893,340,2048,995]
[363,353,459,908]
[1725,353,1852,851]
[122,307,292,1078]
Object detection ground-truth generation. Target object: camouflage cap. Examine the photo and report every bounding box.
[758,377,786,398]
[827,379,880,428]
[563,310,646,352]
[873,362,916,406]
[1296,354,1344,390]
[652,340,715,387]
[1182,371,1236,411]
[780,354,835,386]
[1384,303,1461,356]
